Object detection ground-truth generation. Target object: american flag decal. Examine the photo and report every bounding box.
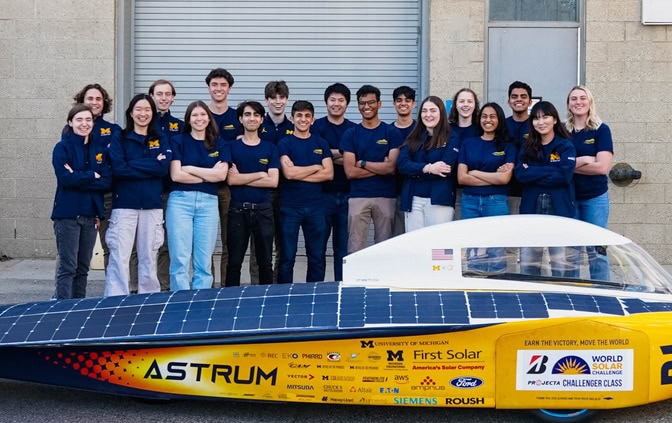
[432,248,453,260]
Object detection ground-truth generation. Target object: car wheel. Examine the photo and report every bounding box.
[530,408,595,423]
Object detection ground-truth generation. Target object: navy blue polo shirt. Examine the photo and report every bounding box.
[226,139,279,204]
[340,122,403,198]
[458,136,517,196]
[211,107,241,141]
[313,116,356,194]
[506,116,530,149]
[571,123,613,201]
[277,133,332,208]
[449,123,478,147]
[170,133,231,196]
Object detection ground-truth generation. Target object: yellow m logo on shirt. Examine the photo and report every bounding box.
[148,139,160,148]
[100,127,111,136]
[169,122,179,131]
[95,153,103,163]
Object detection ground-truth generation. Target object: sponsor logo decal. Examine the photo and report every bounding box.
[450,377,484,389]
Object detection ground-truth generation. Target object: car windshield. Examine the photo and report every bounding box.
[461,242,672,294]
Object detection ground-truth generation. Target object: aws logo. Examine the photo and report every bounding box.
[95,153,103,163]
[376,139,388,145]
[259,158,269,165]
[492,151,505,156]
[549,152,561,162]
[208,151,220,158]
[584,138,595,144]
[313,149,323,155]
[148,139,160,149]
[100,127,111,136]
[169,122,179,131]
[552,356,590,375]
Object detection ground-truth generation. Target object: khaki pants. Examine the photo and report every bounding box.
[347,197,396,254]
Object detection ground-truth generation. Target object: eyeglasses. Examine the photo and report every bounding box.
[358,100,378,107]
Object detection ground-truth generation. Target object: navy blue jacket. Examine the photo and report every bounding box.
[397,131,460,211]
[109,130,171,209]
[261,114,294,145]
[51,131,112,219]
[515,136,576,217]
[155,110,184,139]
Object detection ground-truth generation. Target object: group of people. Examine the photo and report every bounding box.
[51,70,613,300]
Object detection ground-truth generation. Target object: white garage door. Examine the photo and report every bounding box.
[133,0,422,122]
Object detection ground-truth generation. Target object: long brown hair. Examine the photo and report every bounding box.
[183,100,219,150]
[404,96,450,153]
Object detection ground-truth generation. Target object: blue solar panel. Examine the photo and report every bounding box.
[0,280,667,346]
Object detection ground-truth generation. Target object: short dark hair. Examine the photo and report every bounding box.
[73,83,112,115]
[356,85,381,101]
[393,86,416,101]
[323,83,351,105]
[236,100,265,119]
[264,80,289,99]
[291,100,314,116]
[205,68,234,86]
[508,81,532,98]
[148,79,176,96]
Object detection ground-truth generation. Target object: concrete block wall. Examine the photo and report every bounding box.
[585,0,672,263]
[0,0,116,258]
[429,0,485,101]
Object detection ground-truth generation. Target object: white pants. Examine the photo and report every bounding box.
[105,208,163,296]
[405,196,454,232]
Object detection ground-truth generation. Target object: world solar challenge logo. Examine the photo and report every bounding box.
[516,350,633,391]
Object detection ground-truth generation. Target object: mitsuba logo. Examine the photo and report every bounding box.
[143,360,277,385]
[259,158,269,164]
[492,151,505,156]
[584,138,595,144]
[223,124,235,130]
[208,151,220,158]
[387,350,404,362]
[169,122,179,131]
[360,340,374,348]
[527,355,548,374]
[148,139,160,149]
[100,127,111,136]
[376,139,388,145]
[313,149,323,155]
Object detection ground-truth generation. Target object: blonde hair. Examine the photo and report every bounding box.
[565,85,602,132]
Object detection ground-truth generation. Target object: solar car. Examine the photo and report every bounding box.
[1,215,671,423]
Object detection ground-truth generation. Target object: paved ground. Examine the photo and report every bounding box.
[1,258,672,422]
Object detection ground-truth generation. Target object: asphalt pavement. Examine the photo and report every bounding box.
[1,258,672,422]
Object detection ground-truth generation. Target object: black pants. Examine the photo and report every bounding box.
[225,206,274,286]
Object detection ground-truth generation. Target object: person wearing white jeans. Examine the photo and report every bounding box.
[105,209,163,296]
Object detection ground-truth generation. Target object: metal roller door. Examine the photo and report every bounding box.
[133,0,422,122]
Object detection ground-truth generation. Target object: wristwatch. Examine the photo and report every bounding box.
[360,160,367,169]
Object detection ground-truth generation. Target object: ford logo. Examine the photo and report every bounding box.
[449,377,484,389]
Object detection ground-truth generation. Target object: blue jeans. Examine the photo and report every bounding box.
[576,191,610,280]
[53,217,98,299]
[323,192,348,281]
[226,205,274,286]
[461,193,509,273]
[166,190,219,291]
[520,193,576,278]
[278,205,328,283]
